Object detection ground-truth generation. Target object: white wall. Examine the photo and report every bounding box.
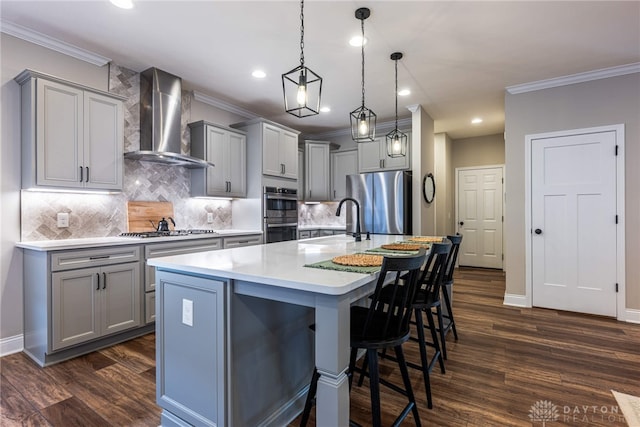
[504,73,640,310]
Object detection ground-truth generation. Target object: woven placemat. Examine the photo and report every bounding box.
[304,254,382,274]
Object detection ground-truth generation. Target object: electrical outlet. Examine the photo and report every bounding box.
[207,212,214,223]
[182,299,193,326]
[57,212,69,228]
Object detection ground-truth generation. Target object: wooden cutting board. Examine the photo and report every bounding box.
[127,201,174,232]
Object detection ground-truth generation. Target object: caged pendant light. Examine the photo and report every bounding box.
[350,7,376,142]
[386,52,408,157]
[282,0,322,118]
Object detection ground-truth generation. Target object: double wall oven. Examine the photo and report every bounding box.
[264,186,298,243]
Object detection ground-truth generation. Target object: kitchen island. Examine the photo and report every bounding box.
[149,234,409,427]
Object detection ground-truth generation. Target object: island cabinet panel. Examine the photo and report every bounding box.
[156,271,227,427]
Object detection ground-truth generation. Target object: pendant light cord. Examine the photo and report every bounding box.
[360,17,365,107]
[299,0,305,67]
[394,58,398,129]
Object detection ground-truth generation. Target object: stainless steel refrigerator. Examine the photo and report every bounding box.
[346,170,412,235]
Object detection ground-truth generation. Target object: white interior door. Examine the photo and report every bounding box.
[531,130,617,316]
[456,166,504,269]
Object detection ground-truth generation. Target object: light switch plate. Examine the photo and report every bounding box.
[182,298,193,326]
[207,212,214,223]
[57,212,69,228]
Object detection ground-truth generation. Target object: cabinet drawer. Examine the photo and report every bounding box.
[51,246,141,272]
[298,230,311,239]
[145,238,222,258]
[223,235,262,249]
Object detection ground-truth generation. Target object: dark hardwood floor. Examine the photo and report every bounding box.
[2,267,638,426]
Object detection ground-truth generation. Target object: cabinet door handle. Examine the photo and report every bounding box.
[86,167,89,182]
[333,190,336,199]
[80,167,84,183]
[102,272,106,289]
[281,163,285,174]
[96,273,100,290]
[309,190,312,198]
[227,181,231,192]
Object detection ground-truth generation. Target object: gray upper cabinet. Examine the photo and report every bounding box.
[190,121,247,198]
[357,133,411,173]
[304,140,330,201]
[330,149,358,201]
[263,123,298,179]
[16,70,124,191]
[232,119,300,181]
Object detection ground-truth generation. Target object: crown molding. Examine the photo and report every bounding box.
[0,20,111,66]
[305,117,412,140]
[192,91,259,120]
[506,62,640,94]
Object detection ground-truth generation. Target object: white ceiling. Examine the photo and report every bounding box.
[2,1,639,139]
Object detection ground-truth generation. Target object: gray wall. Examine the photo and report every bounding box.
[452,133,505,168]
[504,73,640,311]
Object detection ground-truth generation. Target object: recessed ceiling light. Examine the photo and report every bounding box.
[471,117,483,124]
[252,70,266,78]
[320,106,331,113]
[349,36,367,47]
[110,0,133,9]
[398,89,411,96]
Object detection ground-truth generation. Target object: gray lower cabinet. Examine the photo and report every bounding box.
[52,262,141,351]
[144,238,222,324]
[23,245,146,366]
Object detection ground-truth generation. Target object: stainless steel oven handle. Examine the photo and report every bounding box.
[265,194,298,200]
[265,223,298,228]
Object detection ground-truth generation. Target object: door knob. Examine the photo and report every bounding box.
[459,221,464,226]
[534,228,542,235]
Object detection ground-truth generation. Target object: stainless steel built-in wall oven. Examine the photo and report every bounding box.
[264,186,298,243]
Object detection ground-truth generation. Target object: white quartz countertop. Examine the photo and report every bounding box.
[15,230,262,251]
[149,234,409,296]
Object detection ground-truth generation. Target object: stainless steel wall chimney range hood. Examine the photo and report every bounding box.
[124,67,213,169]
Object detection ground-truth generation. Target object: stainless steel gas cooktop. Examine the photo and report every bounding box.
[119,229,218,238]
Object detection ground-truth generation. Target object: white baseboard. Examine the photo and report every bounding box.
[624,309,640,324]
[0,334,24,357]
[503,293,528,307]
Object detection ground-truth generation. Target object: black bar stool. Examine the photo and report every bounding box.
[439,234,463,358]
[300,249,427,427]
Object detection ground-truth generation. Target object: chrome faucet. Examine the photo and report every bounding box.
[336,197,362,242]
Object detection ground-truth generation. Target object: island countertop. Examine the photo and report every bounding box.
[148,234,406,295]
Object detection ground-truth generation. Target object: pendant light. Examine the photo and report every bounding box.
[282,0,322,118]
[386,52,408,157]
[350,7,376,142]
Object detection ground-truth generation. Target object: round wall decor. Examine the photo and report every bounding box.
[422,173,435,203]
